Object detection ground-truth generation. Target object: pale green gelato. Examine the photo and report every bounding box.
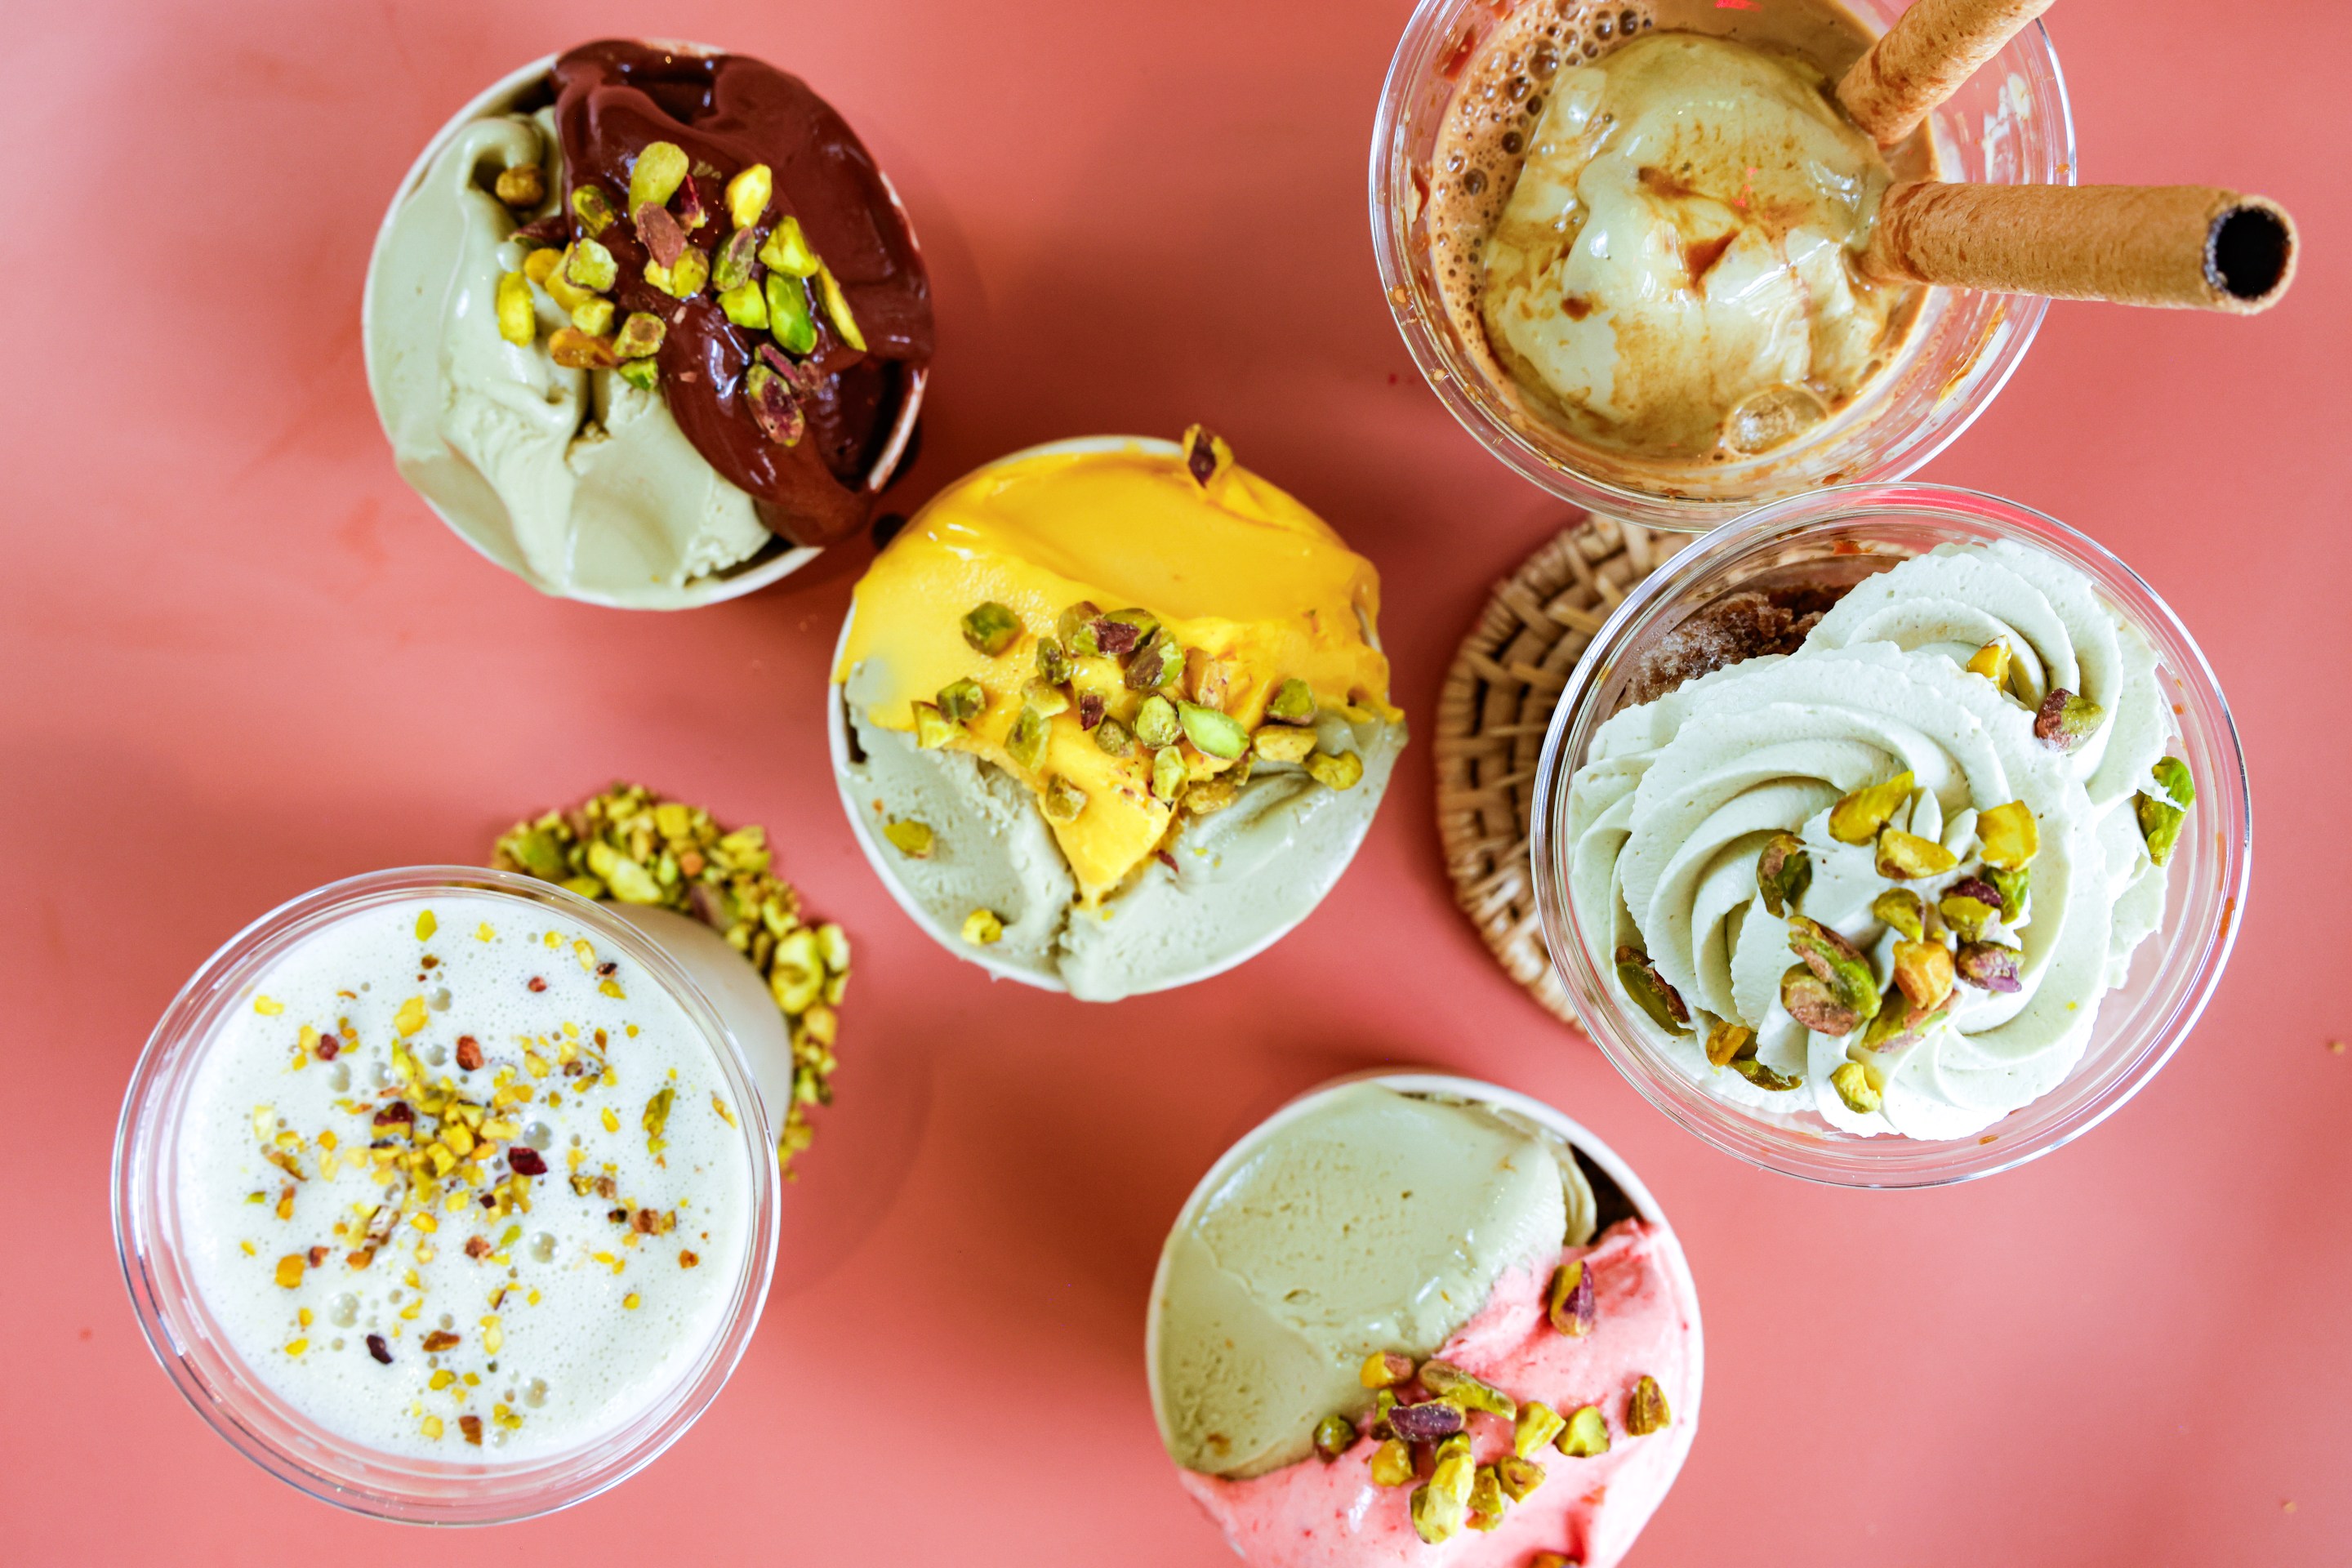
[1154,1085,1595,1477]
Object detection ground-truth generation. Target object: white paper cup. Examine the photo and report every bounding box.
[827,436,1395,997]
[1143,1071,1704,1539]
[361,47,927,609]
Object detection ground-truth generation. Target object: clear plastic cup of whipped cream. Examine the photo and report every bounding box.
[1370,0,2074,530]
[112,867,781,1523]
[826,435,1400,1000]
[1143,1071,1704,1557]
[361,47,927,609]
[1527,485,2250,1186]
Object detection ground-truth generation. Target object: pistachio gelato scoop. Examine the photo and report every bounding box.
[1153,1085,1594,1479]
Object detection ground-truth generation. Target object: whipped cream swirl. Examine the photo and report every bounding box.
[1566,542,2179,1138]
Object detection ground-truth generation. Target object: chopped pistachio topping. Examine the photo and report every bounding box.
[1872,887,1925,942]
[570,185,616,235]
[766,273,817,354]
[961,601,1022,657]
[1876,827,1958,880]
[626,141,689,216]
[1092,717,1136,759]
[612,312,666,360]
[814,264,866,352]
[1007,705,1049,771]
[493,163,546,208]
[1625,1375,1672,1436]
[1830,1059,1884,1115]
[1134,696,1181,750]
[569,298,616,336]
[882,819,934,859]
[1975,800,2039,869]
[1251,725,1316,764]
[494,271,537,346]
[1513,1401,1566,1458]
[1151,746,1187,804]
[1267,676,1316,724]
[911,702,955,749]
[1755,831,1810,916]
[1041,775,1089,825]
[1613,947,1690,1035]
[718,279,769,329]
[1369,1438,1415,1488]
[646,247,710,300]
[936,679,986,724]
[1313,1413,1356,1461]
[564,238,618,292]
[961,908,1004,946]
[1305,750,1364,791]
[724,163,773,229]
[1557,1404,1610,1458]
[1177,702,1248,760]
[2136,756,2194,866]
[758,216,820,278]
[1828,771,1914,844]
[1965,639,2013,688]
[492,784,849,1172]
[1703,1019,1753,1069]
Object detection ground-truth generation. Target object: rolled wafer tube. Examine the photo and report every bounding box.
[1859,182,2299,314]
[1837,0,2056,146]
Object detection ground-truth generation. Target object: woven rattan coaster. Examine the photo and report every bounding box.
[1436,515,1691,1024]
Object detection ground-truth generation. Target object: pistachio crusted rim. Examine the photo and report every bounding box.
[493,782,849,1175]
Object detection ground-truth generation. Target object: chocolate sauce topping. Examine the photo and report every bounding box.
[551,41,933,547]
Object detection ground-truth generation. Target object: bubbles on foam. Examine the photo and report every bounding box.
[1423,0,1660,348]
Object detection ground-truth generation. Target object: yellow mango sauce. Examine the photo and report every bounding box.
[837,439,1392,902]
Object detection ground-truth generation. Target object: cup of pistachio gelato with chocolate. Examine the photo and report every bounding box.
[1147,1073,1703,1565]
[365,40,932,608]
[826,433,1405,1001]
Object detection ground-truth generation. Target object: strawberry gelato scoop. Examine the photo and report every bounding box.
[1152,1085,1700,1565]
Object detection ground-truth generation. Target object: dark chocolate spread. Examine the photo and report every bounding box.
[550,41,933,548]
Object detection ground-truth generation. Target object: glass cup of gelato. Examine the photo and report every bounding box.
[1146,1071,1703,1565]
[364,41,932,608]
[1528,484,2249,1185]
[112,867,781,1522]
[826,433,1406,1000]
[1370,0,2072,528]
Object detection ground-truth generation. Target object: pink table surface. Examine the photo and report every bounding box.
[5,0,2347,1561]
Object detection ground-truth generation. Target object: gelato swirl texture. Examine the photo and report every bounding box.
[1566,542,2184,1138]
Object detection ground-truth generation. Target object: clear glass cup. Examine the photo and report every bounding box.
[111,867,781,1523]
[1370,0,2075,529]
[1527,485,2251,1185]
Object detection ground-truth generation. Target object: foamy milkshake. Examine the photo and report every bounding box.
[117,871,777,1518]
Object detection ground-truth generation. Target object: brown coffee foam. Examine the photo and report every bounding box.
[1424,0,1659,404]
[1420,0,1930,469]
[1836,0,2054,147]
[1860,182,2300,314]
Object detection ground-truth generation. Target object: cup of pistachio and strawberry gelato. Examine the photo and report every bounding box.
[1147,1075,1702,1566]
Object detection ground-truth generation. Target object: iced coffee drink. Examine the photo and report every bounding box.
[1425,0,1935,467]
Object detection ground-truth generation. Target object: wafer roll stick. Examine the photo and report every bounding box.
[1860,182,2299,314]
[1837,0,2056,146]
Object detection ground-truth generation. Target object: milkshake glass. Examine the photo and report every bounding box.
[113,867,780,1522]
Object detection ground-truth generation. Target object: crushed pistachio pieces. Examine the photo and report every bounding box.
[493,784,849,1173]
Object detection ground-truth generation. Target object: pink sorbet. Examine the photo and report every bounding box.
[1177,1219,1702,1567]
